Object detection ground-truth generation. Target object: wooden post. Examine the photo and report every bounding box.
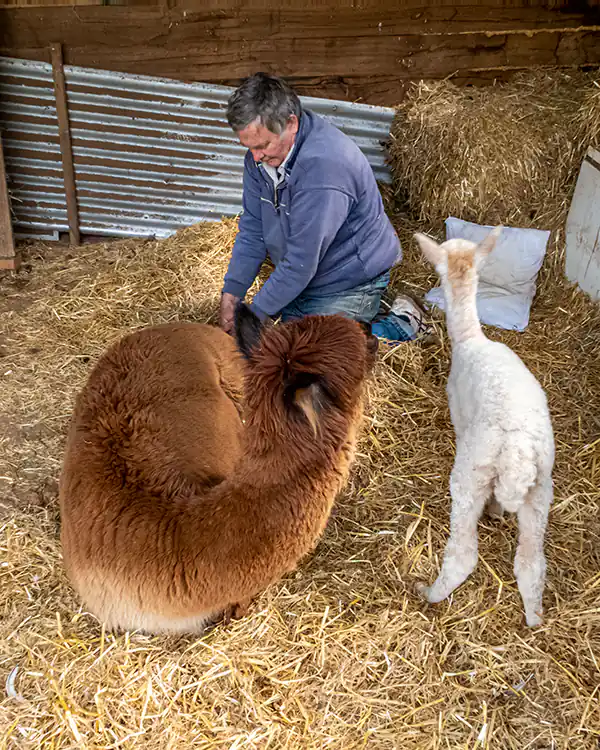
[0,133,19,271]
[50,42,80,246]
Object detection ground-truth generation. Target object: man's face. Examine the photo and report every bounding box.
[237,115,299,168]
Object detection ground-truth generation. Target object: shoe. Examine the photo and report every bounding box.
[390,293,431,337]
[371,315,414,342]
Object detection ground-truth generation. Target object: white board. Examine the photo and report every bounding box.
[565,146,600,302]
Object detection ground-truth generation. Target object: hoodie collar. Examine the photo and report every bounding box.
[281,108,312,175]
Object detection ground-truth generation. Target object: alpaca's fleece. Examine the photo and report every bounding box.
[59,308,377,635]
[448,338,554,513]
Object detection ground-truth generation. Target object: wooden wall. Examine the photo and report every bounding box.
[1,1,599,105]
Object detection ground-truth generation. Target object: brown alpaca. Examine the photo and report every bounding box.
[59,303,378,635]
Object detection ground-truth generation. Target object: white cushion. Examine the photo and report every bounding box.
[424,217,550,332]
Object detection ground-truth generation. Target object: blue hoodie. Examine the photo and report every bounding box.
[222,109,402,318]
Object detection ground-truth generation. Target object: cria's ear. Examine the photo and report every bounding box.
[234,302,265,359]
[284,372,327,437]
[476,225,503,260]
[414,232,445,268]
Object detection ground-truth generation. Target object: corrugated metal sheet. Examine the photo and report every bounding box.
[0,56,395,240]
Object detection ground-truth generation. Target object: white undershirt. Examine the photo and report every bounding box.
[261,143,295,186]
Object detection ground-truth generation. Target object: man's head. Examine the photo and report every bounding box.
[226,72,301,168]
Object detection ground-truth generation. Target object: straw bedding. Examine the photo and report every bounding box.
[1,72,600,749]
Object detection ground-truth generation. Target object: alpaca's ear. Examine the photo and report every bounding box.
[414,232,445,268]
[235,302,265,359]
[285,372,327,437]
[358,320,372,337]
[358,320,379,367]
[476,225,503,259]
[294,382,323,436]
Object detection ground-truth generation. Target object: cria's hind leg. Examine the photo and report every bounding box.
[417,455,492,604]
[514,478,552,628]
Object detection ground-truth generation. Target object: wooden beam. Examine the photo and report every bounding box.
[50,42,80,246]
[1,6,599,106]
[0,133,19,272]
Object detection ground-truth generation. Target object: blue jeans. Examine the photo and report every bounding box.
[279,271,414,342]
[280,271,390,323]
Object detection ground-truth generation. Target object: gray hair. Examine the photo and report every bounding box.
[226,72,302,134]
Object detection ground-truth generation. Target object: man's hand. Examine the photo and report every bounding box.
[220,292,241,335]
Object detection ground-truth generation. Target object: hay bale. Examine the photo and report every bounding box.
[388,70,600,230]
[574,79,600,152]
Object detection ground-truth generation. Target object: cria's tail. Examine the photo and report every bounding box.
[493,436,539,513]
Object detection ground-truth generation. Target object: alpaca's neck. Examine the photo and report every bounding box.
[221,412,359,539]
[444,279,484,345]
[234,421,353,494]
[182,413,359,607]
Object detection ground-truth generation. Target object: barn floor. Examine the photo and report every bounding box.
[0,217,599,749]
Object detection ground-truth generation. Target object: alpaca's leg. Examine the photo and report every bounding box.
[417,459,491,603]
[231,596,253,619]
[221,596,254,626]
[514,478,552,627]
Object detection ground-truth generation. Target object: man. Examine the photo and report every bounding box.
[219,72,427,341]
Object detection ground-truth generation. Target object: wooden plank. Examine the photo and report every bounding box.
[1,5,599,106]
[2,5,600,46]
[286,71,519,107]
[50,42,80,246]
[0,132,19,271]
[62,29,599,79]
[4,17,600,77]
[565,147,600,302]
[2,1,104,6]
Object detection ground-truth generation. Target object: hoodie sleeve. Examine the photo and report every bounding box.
[250,186,352,318]
[222,154,268,299]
